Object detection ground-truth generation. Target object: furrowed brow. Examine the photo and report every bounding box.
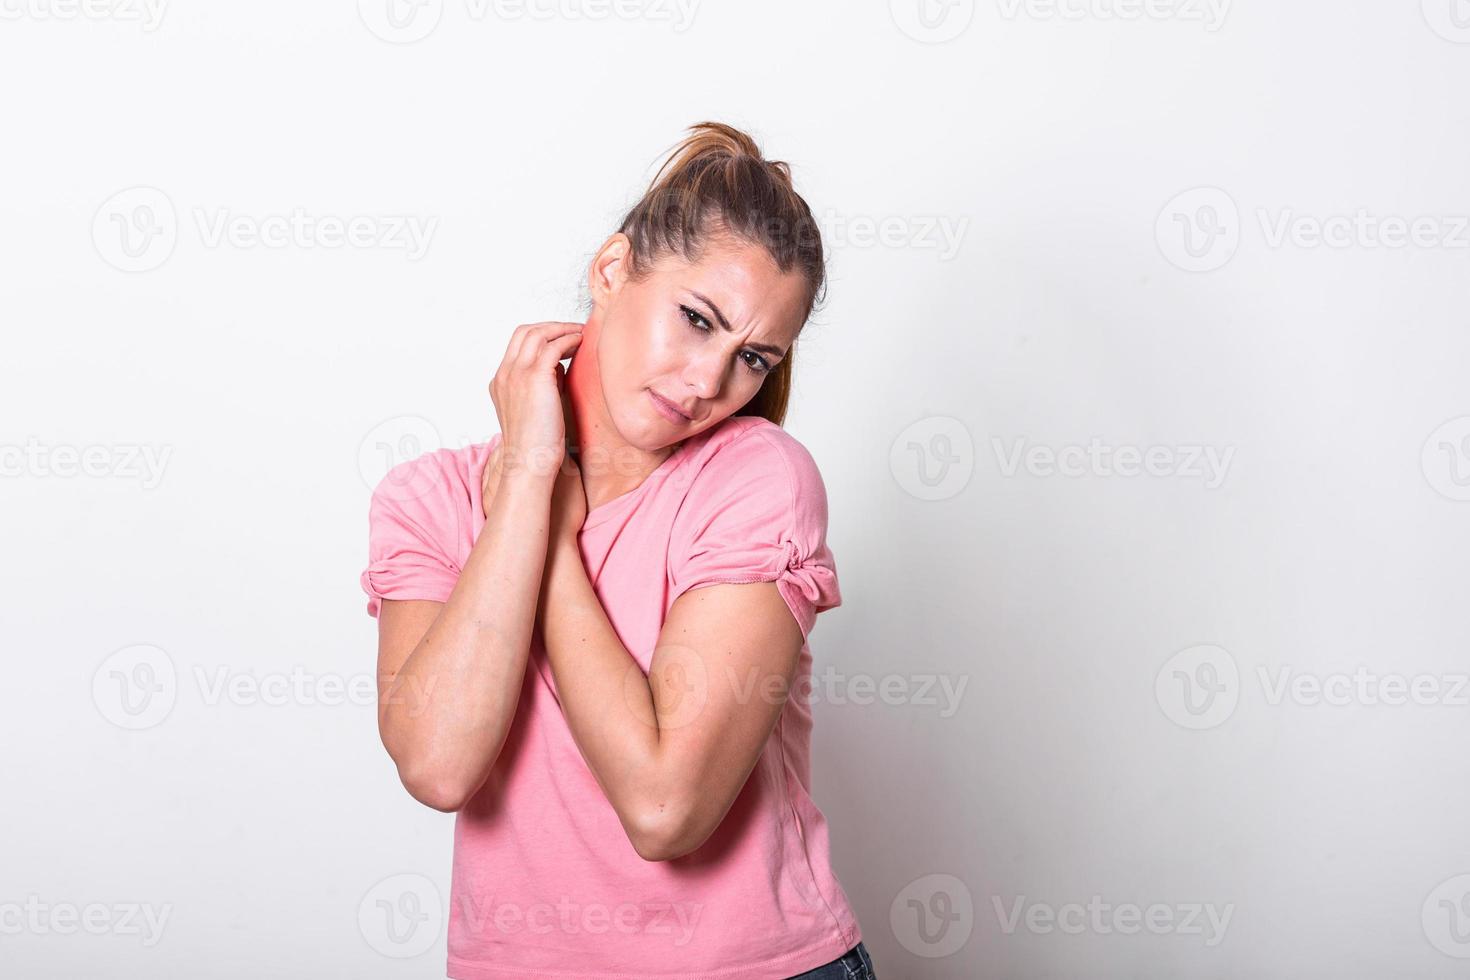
[690,291,787,358]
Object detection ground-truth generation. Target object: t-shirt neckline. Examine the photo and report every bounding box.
[580,441,687,531]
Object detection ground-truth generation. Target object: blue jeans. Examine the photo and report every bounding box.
[784,941,878,979]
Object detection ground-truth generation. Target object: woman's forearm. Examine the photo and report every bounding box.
[380,469,555,808]
[536,539,667,841]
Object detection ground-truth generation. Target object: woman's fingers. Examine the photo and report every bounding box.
[494,322,583,392]
[504,321,572,363]
[489,322,584,469]
[532,321,585,337]
[539,328,583,367]
[513,322,584,367]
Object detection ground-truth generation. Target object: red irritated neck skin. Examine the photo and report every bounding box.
[566,230,809,514]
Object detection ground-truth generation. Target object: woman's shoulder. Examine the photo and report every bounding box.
[670,415,832,528]
[368,437,496,522]
[678,415,824,484]
[665,416,843,636]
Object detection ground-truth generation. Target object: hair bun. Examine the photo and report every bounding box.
[649,120,765,187]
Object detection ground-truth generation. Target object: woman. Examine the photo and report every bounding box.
[361,122,877,980]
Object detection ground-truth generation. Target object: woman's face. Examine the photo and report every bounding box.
[584,232,810,451]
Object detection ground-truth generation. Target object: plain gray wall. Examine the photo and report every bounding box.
[4,1,1470,977]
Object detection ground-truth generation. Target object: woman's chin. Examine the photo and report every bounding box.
[599,411,664,454]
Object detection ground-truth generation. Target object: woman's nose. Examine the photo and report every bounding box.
[683,349,727,399]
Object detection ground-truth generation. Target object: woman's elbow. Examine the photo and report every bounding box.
[627,805,705,862]
[398,764,474,813]
[379,718,482,812]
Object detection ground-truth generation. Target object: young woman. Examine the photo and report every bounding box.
[361,122,877,980]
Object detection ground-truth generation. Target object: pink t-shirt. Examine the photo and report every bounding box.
[360,414,859,979]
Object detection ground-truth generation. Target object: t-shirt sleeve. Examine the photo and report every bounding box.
[667,427,843,640]
[359,451,464,619]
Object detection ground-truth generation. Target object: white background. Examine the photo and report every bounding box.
[3,1,1470,977]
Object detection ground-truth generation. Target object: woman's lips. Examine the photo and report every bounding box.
[648,389,691,423]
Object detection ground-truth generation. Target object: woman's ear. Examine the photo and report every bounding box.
[587,233,632,308]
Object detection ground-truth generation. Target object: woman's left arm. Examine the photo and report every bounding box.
[536,472,804,863]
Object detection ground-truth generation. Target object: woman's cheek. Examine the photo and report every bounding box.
[650,313,692,362]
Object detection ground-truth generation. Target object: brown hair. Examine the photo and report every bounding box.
[614,121,826,427]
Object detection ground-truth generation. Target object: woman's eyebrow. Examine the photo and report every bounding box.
[690,291,786,358]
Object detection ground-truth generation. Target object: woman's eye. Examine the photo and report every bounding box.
[741,351,771,373]
[682,304,770,374]
[680,305,710,330]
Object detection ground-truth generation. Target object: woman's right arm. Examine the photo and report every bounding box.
[373,320,584,812]
[375,465,554,812]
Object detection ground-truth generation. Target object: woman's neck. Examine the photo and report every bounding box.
[563,350,676,513]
